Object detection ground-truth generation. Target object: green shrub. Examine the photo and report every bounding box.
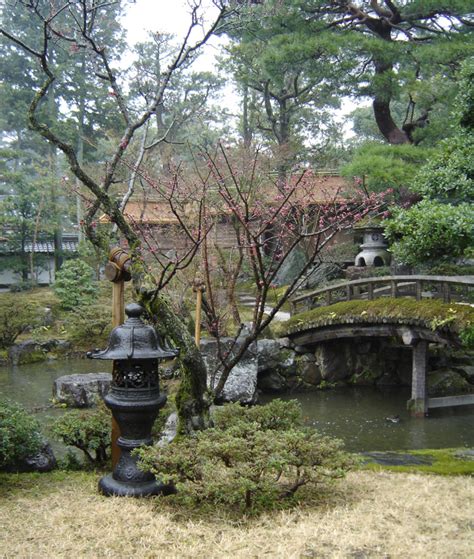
[0,400,43,470]
[53,259,97,310]
[0,294,41,348]
[137,400,352,513]
[63,303,111,346]
[52,404,111,465]
[384,200,474,266]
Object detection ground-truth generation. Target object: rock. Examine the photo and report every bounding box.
[360,451,433,466]
[258,370,286,393]
[8,439,57,473]
[303,262,345,290]
[453,365,474,384]
[157,412,178,446]
[8,340,46,366]
[315,341,353,382]
[8,339,72,366]
[454,449,474,461]
[200,338,258,404]
[427,369,473,396]
[256,339,283,372]
[296,354,322,386]
[273,247,307,286]
[277,337,292,349]
[53,372,112,407]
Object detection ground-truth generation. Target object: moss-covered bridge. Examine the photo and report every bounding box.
[284,281,474,416]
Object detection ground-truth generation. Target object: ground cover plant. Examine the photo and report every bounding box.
[137,399,353,513]
[361,448,474,476]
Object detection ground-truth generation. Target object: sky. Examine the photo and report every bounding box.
[122,0,225,72]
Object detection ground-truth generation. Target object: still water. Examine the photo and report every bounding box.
[1,360,473,452]
[261,388,474,452]
[0,359,108,456]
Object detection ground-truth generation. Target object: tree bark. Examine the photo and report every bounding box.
[140,290,211,435]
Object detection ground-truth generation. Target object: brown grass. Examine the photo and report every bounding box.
[0,470,473,558]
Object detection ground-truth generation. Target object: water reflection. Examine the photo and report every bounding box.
[1,360,473,453]
[261,387,474,452]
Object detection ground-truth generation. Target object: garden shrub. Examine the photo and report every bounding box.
[0,294,41,348]
[137,399,352,513]
[52,404,111,465]
[0,400,43,470]
[53,259,97,310]
[63,303,111,346]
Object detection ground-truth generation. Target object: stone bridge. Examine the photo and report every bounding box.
[286,275,474,417]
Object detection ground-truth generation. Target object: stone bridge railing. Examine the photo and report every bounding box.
[290,275,474,315]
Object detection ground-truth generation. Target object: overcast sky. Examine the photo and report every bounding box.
[122,0,224,71]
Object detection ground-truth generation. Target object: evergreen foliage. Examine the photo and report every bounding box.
[53,259,97,310]
[52,404,111,465]
[384,59,474,265]
[0,400,43,470]
[137,399,352,513]
[0,294,41,348]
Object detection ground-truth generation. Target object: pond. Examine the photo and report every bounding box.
[261,388,474,452]
[1,359,474,453]
[0,359,108,457]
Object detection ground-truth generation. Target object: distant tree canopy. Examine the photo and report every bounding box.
[225,0,473,149]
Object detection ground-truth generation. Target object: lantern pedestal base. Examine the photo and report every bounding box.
[98,474,173,497]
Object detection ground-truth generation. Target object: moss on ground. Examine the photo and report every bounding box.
[360,448,474,476]
[282,298,474,345]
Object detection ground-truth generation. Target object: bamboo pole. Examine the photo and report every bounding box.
[110,280,124,468]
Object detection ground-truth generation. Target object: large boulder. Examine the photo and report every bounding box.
[53,372,111,408]
[302,262,345,290]
[8,339,72,366]
[314,341,354,382]
[200,338,258,404]
[273,247,307,286]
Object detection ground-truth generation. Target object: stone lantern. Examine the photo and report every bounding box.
[354,225,391,267]
[88,303,177,497]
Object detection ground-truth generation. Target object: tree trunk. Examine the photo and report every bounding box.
[140,290,211,435]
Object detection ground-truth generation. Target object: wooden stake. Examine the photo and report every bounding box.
[111,280,125,468]
[195,287,202,347]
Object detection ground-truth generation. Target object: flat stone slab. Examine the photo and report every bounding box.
[360,451,434,466]
[53,372,111,408]
[454,449,474,461]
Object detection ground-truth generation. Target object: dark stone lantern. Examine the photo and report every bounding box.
[88,303,177,497]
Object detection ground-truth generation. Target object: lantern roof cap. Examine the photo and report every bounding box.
[87,303,178,361]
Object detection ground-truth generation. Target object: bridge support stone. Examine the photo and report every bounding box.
[406,339,428,417]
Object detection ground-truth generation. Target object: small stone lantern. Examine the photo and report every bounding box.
[88,303,177,497]
[355,225,391,267]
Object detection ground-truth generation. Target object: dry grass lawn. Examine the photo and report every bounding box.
[0,470,473,559]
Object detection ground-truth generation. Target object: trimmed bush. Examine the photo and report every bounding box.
[52,404,111,465]
[137,399,352,513]
[0,400,43,470]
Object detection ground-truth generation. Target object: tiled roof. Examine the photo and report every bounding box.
[0,236,79,254]
[24,240,79,253]
[99,174,355,226]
